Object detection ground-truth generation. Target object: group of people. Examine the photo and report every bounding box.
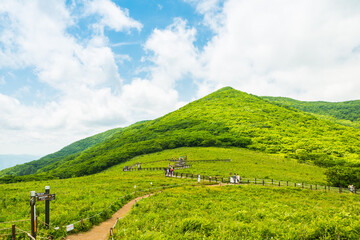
[230,173,241,184]
[348,184,356,194]
[165,163,175,177]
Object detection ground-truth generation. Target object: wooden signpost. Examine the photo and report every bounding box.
[30,186,56,239]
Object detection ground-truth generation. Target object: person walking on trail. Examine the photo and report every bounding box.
[168,163,172,174]
[236,174,240,184]
[349,184,355,193]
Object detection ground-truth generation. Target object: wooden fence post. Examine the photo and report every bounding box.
[310,185,312,190]
[315,185,317,190]
[278,181,280,187]
[263,180,264,186]
[12,224,15,240]
[272,179,273,185]
[255,178,256,184]
[302,183,304,189]
[287,181,288,186]
[30,191,36,239]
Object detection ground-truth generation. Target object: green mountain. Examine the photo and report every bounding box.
[0,127,125,177]
[1,87,360,182]
[263,96,360,124]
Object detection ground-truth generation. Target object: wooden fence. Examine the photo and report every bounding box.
[168,172,358,194]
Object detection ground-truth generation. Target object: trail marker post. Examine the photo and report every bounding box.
[34,186,55,231]
[45,186,50,228]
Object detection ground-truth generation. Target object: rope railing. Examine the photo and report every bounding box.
[0,219,31,224]
[50,182,194,238]
[186,159,231,162]
[15,227,35,240]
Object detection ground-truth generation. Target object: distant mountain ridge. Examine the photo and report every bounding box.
[0,155,40,171]
[1,87,360,182]
[0,127,125,177]
[263,96,360,123]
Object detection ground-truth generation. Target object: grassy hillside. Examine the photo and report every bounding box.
[114,185,360,239]
[2,87,360,182]
[0,127,126,178]
[263,96,360,125]
[0,147,331,239]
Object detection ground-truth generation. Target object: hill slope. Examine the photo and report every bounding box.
[1,87,360,181]
[263,96,360,124]
[0,127,125,177]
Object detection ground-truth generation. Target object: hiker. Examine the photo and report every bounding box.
[138,164,141,170]
[236,174,240,183]
[170,167,174,176]
[349,184,355,193]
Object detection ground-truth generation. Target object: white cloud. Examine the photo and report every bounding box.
[144,18,200,90]
[184,0,224,31]
[0,0,174,155]
[187,0,360,101]
[85,0,142,33]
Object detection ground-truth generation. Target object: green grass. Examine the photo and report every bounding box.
[0,164,191,239]
[114,184,360,239]
[0,147,326,239]
[129,147,326,185]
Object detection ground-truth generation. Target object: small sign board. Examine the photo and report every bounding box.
[37,193,56,201]
[66,224,74,232]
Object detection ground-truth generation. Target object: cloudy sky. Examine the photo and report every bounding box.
[1,0,360,156]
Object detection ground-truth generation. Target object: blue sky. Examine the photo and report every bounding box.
[1,0,360,156]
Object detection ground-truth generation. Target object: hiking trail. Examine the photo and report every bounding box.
[65,194,152,240]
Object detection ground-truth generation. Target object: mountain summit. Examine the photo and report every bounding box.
[1,87,360,181]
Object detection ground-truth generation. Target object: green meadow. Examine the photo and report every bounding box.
[113,184,360,239]
[0,147,340,239]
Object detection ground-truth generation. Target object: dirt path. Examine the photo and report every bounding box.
[65,194,153,240]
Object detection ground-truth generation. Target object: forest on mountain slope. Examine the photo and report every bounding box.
[1,87,359,185]
[0,127,124,177]
[263,96,360,126]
